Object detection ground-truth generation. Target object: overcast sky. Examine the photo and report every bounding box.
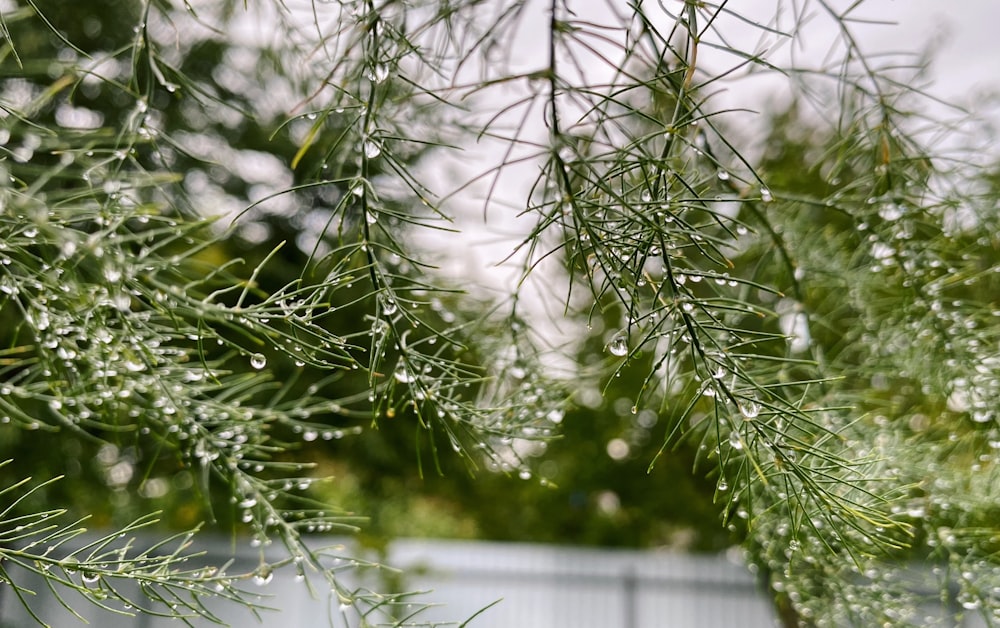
[414,1,1000,324]
[880,0,1000,100]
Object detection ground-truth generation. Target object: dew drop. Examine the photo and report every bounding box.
[606,334,628,357]
[368,64,390,84]
[393,362,416,384]
[739,399,761,419]
[252,564,273,586]
[760,188,773,203]
[379,295,398,316]
[878,203,904,221]
[729,431,744,450]
[363,139,382,159]
[250,353,266,369]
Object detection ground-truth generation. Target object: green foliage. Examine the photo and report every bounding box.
[1,1,999,627]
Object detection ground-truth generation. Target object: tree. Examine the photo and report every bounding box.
[1,1,998,627]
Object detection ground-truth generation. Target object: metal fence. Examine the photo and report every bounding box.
[4,535,989,627]
[388,539,776,628]
[0,536,778,627]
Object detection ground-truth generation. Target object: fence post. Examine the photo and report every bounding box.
[623,567,638,628]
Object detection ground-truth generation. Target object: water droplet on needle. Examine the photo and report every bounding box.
[606,334,628,357]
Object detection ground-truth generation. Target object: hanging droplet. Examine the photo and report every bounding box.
[760,188,773,203]
[739,398,761,419]
[369,64,390,84]
[717,169,730,181]
[878,203,904,221]
[363,139,382,159]
[606,334,628,357]
[252,564,273,586]
[393,362,416,384]
[729,431,744,450]
[380,295,398,316]
[250,353,266,369]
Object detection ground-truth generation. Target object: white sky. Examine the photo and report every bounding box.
[423,1,1000,260]
[878,0,1000,101]
[406,1,1000,362]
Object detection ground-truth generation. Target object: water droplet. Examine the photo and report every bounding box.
[878,203,904,221]
[739,398,761,419]
[518,469,532,480]
[971,409,993,423]
[729,431,743,450]
[252,564,273,586]
[393,362,416,384]
[363,139,382,159]
[606,334,628,357]
[717,169,730,181]
[368,64,390,84]
[250,353,266,369]
[760,188,773,203]
[303,429,318,441]
[379,295,398,316]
